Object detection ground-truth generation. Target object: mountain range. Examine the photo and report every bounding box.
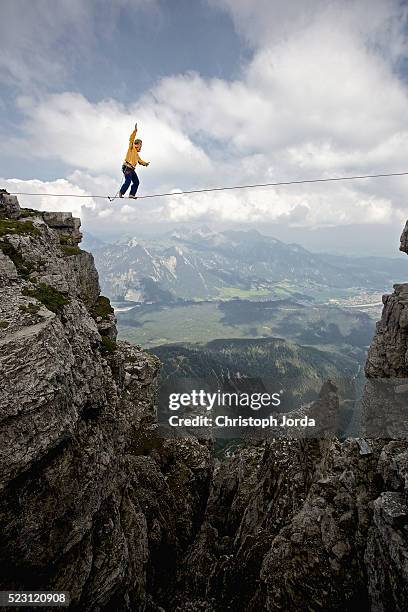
[84,227,407,303]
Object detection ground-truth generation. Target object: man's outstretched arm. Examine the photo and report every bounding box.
[129,122,138,145]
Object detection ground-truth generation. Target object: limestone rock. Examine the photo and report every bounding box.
[0,194,212,611]
[0,191,20,219]
[365,285,408,378]
[42,211,82,244]
[400,220,408,254]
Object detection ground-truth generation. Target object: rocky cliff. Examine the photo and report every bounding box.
[364,221,408,378]
[175,423,408,611]
[0,192,212,611]
[1,191,408,611]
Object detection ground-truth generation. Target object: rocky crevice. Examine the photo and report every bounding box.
[168,225,408,611]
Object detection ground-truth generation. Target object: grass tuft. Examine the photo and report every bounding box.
[61,245,81,256]
[100,335,117,354]
[22,283,69,314]
[19,209,40,218]
[0,219,40,237]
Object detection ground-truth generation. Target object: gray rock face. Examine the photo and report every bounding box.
[366,219,408,378]
[0,195,212,610]
[42,210,82,244]
[176,435,408,611]
[365,283,408,378]
[400,220,408,254]
[0,191,20,218]
[365,442,408,612]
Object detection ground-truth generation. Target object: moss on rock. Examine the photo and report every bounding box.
[91,296,114,320]
[0,240,36,279]
[100,335,117,354]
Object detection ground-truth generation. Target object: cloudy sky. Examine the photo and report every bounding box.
[1,0,408,255]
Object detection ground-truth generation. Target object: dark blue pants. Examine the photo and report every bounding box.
[120,166,139,196]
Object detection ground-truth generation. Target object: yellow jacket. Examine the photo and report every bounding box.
[124,128,148,168]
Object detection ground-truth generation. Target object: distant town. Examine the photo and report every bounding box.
[327,291,384,318]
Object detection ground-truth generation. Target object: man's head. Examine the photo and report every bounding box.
[134,138,142,151]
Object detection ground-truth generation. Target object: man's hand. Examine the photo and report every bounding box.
[135,122,138,130]
[146,162,150,166]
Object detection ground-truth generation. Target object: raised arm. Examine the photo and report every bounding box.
[129,122,137,145]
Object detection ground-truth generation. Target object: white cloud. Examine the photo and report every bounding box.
[146,0,408,225]
[151,7,408,155]
[2,0,408,231]
[157,182,398,227]
[11,92,213,186]
[209,0,408,59]
[1,177,97,219]
[0,173,178,234]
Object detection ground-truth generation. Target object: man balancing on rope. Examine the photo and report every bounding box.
[119,122,150,198]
